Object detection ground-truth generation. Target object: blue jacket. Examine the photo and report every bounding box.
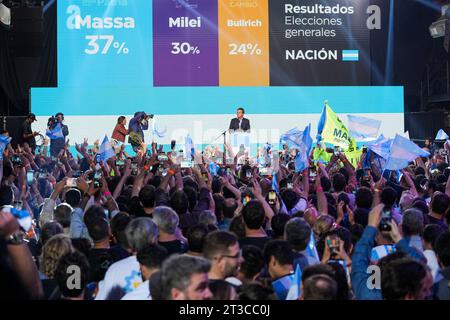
[128,112,149,142]
[351,226,426,300]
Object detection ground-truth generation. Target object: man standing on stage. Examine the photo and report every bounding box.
[21,113,39,154]
[47,112,69,157]
[229,107,251,132]
[128,111,153,152]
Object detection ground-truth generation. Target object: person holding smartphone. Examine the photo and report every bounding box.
[21,113,39,154]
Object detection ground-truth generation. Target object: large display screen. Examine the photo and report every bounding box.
[31,0,404,147]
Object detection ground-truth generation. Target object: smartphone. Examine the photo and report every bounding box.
[268,191,276,205]
[115,160,125,167]
[26,170,34,186]
[327,235,341,256]
[260,167,272,176]
[131,162,138,176]
[13,200,23,211]
[171,140,176,150]
[181,161,193,168]
[379,209,392,232]
[287,182,294,189]
[93,170,103,188]
[94,170,102,180]
[157,154,168,162]
[334,146,340,153]
[66,178,78,187]
[243,195,251,206]
[95,154,101,164]
[161,168,168,177]
[309,167,317,177]
[246,170,252,179]
[226,168,232,176]
[11,155,22,167]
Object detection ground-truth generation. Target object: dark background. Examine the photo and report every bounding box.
[0,0,449,140]
[269,0,373,86]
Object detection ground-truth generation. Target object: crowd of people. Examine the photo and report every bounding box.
[0,113,449,301]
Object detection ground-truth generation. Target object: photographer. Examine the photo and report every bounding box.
[128,112,152,153]
[47,112,69,158]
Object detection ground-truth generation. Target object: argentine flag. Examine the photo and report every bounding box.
[436,129,449,140]
[285,265,302,300]
[185,134,194,160]
[367,135,393,160]
[371,245,397,263]
[384,135,430,171]
[98,135,115,162]
[0,135,12,160]
[342,50,359,61]
[347,115,381,141]
[46,123,64,140]
[281,124,312,172]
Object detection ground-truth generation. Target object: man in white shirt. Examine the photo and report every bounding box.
[96,217,158,300]
[121,244,168,300]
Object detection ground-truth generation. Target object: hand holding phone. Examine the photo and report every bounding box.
[131,162,139,176]
[268,191,277,205]
[327,234,341,257]
[66,178,78,187]
[26,170,35,186]
[379,209,392,232]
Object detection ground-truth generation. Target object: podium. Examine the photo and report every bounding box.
[230,130,251,163]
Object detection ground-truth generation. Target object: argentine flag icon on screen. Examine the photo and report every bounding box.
[342,50,359,62]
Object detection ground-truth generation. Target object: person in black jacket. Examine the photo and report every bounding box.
[229,107,251,132]
[48,112,69,158]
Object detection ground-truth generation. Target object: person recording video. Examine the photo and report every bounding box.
[128,111,153,152]
[46,112,69,157]
[229,107,251,132]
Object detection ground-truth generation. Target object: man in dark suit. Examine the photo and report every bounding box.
[229,107,251,132]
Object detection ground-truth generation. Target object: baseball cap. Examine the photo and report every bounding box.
[28,113,37,121]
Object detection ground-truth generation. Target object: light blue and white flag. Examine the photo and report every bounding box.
[306,231,320,262]
[281,124,312,172]
[286,264,302,300]
[371,245,397,263]
[436,129,449,140]
[0,135,12,160]
[342,50,359,61]
[347,115,381,141]
[185,134,194,160]
[367,135,392,160]
[98,135,115,162]
[272,273,294,300]
[272,172,279,193]
[46,123,64,140]
[384,135,430,171]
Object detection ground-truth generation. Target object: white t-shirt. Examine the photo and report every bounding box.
[95,256,142,300]
[121,280,151,300]
[424,249,441,282]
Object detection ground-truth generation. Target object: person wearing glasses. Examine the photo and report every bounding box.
[203,231,243,288]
